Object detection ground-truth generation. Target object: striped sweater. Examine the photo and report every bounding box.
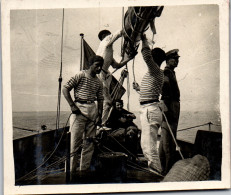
[63,70,104,102]
[139,46,164,103]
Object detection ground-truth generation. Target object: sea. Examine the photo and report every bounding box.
[12,110,222,143]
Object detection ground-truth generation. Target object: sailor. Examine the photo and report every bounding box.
[159,49,181,175]
[62,55,104,175]
[104,99,139,158]
[96,29,134,124]
[133,33,166,174]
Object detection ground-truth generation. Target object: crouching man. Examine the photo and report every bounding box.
[104,99,140,158]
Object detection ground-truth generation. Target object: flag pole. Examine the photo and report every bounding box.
[80,33,84,71]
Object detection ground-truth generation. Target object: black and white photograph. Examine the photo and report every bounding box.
[2,0,230,194]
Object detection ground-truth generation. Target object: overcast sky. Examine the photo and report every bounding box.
[10,5,220,112]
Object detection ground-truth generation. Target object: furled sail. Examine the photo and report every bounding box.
[122,6,164,58]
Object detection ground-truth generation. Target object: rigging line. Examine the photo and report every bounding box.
[25,149,81,180]
[59,8,65,78]
[56,86,61,130]
[24,148,83,183]
[111,73,128,101]
[126,69,130,111]
[13,126,39,132]
[100,144,152,174]
[162,112,184,160]
[31,147,82,178]
[26,168,65,180]
[177,122,213,132]
[16,126,66,182]
[127,160,163,176]
[56,8,65,131]
[132,58,136,83]
[121,7,124,55]
[127,163,151,174]
[98,127,143,163]
[151,33,155,50]
[212,123,221,126]
[40,141,83,171]
[111,76,123,100]
[102,142,163,177]
[16,112,72,183]
[107,134,138,160]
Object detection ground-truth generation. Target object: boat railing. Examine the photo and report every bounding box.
[177,121,221,132]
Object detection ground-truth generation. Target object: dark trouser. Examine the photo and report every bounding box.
[159,101,180,174]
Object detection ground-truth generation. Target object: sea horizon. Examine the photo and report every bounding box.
[12,110,222,142]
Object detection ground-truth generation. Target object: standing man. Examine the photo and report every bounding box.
[159,49,181,175]
[96,29,134,124]
[62,55,104,175]
[133,34,166,174]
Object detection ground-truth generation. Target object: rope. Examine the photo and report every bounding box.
[126,67,130,111]
[107,133,138,160]
[13,126,39,133]
[110,75,123,101]
[55,8,65,131]
[121,7,124,55]
[25,146,82,181]
[212,123,221,126]
[100,140,163,177]
[162,112,184,160]
[151,33,155,49]
[127,160,164,177]
[132,58,136,83]
[16,113,72,183]
[177,122,216,132]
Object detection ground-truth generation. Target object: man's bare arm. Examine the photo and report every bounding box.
[62,87,80,113]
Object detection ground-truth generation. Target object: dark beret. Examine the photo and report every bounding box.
[98,30,111,40]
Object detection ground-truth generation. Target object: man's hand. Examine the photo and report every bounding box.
[141,33,147,41]
[133,82,140,91]
[123,53,133,63]
[119,116,127,123]
[126,113,136,119]
[159,100,168,112]
[70,104,81,115]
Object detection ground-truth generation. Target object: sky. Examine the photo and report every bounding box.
[10,5,220,112]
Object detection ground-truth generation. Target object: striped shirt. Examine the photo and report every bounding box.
[63,70,104,102]
[139,46,164,102]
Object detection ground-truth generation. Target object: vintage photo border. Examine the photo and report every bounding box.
[2,0,230,194]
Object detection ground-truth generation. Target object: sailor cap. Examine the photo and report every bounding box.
[166,49,180,60]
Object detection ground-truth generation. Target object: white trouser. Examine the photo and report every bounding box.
[140,102,163,172]
[70,102,98,172]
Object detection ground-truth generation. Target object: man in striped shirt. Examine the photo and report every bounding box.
[62,55,104,176]
[133,34,166,174]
